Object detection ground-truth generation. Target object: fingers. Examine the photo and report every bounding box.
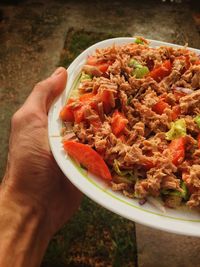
[24,67,67,114]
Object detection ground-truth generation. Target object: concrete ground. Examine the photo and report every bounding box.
[0,0,200,266]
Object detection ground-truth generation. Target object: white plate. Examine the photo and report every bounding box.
[48,38,200,237]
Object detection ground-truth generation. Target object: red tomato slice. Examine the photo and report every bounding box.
[63,141,112,180]
[87,56,98,66]
[150,60,172,82]
[98,63,110,72]
[79,93,99,112]
[111,110,128,137]
[87,56,111,72]
[168,137,185,166]
[90,118,102,130]
[100,90,115,114]
[152,99,169,114]
[73,105,85,123]
[60,98,75,122]
[171,106,181,120]
[79,92,96,102]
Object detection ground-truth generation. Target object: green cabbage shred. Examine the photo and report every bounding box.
[194,115,200,128]
[161,181,189,201]
[128,59,149,78]
[134,38,144,45]
[166,118,186,140]
[80,72,92,82]
[113,160,136,182]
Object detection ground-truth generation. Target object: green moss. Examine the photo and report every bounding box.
[43,197,137,267]
[59,28,131,68]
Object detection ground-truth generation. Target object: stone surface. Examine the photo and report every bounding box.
[136,224,200,267]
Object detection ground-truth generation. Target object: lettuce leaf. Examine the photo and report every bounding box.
[166,118,186,140]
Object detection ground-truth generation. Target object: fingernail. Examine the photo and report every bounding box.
[51,67,65,77]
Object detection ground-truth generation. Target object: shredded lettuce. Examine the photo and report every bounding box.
[181,181,189,200]
[194,115,200,128]
[80,72,92,82]
[128,59,149,78]
[161,181,189,201]
[132,66,149,78]
[128,59,140,68]
[113,160,130,176]
[135,38,144,45]
[113,160,136,182]
[166,118,186,140]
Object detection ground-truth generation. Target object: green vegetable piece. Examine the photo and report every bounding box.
[135,38,144,45]
[132,66,149,78]
[161,181,189,201]
[128,59,149,78]
[161,189,181,197]
[166,118,186,140]
[80,72,92,82]
[128,59,140,68]
[113,160,130,176]
[180,181,189,201]
[127,96,133,105]
[113,160,136,181]
[194,115,200,128]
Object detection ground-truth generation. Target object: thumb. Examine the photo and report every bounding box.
[25,67,67,113]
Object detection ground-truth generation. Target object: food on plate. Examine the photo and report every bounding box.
[60,37,200,210]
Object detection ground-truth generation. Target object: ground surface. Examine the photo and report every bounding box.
[0,0,200,266]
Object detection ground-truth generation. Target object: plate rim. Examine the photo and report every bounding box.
[48,37,200,237]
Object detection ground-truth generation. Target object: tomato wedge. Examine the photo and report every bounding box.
[63,141,112,180]
[87,56,98,66]
[150,60,172,82]
[152,99,169,114]
[100,90,115,114]
[60,98,75,122]
[171,105,181,120]
[86,56,112,73]
[90,118,102,130]
[111,110,128,137]
[168,137,185,166]
[73,105,86,123]
[79,92,96,102]
[98,63,110,72]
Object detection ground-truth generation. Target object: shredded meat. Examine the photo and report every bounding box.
[180,89,200,114]
[111,182,130,191]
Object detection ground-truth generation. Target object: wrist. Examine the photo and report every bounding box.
[0,186,50,267]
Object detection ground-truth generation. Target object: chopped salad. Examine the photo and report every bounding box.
[60,37,200,210]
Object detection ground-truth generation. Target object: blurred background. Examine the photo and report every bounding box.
[0,0,200,266]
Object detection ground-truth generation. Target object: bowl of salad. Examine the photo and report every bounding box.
[48,37,200,236]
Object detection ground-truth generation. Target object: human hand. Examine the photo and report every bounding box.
[0,67,82,267]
